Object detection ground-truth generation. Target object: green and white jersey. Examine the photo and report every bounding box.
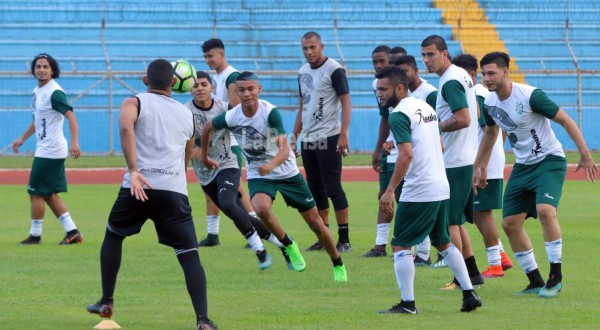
[436,64,479,168]
[298,58,350,142]
[212,100,299,180]
[184,98,238,186]
[483,82,564,165]
[213,65,241,147]
[122,93,194,196]
[409,78,438,110]
[475,84,505,179]
[31,79,72,159]
[388,97,449,202]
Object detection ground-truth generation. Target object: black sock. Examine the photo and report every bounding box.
[547,263,562,287]
[338,224,349,243]
[331,256,343,267]
[464,256,481,277]
[281,234,293,246]
[177,250,208,318]
[100,229,125,303]
[526,268,545,287]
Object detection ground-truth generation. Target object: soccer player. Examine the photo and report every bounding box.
[292,31,353,253]
[475,51,598,297]
[86,59,217,329]
[202,71,348,281]
[199,37,256,247]
[185,71,287,270]
[421,35,484,289]
[376,66,482,314]
[451,54,513,278]
[387,46,407,65]
[12,53,83,245]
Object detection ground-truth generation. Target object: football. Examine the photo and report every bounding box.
[170,60,197,93]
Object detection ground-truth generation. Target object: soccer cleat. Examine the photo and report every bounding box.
[431,253,448,268]
[379,301,417,315]
[413,255,432,267]
[197,317,218,330]
[482,265,504,278]
[333,264,348,282]
[470,274,485,288]
[19,235,41,245]
[441,281,461,290]
[518,283,545,295]
[284,241,306,272]
[304,241,323,252]
[363,248,387,258]
[198,234,220,247]
[59,230,83,245]
[336,242,353,253]
[461,291,483,312]
[539,281,562,298]
[500,251,513,270]
[280,247,294,270]
[87,301,113,318]
[257,250,272,270]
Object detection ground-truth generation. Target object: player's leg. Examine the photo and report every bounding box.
[301,140,329,251]
[198,194,221,247]
[44,193,82,244]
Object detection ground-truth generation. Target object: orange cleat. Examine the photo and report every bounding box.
[500,251,513,270]
[482,265,504,278]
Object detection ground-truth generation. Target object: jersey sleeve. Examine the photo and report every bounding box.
[267,108,286,135]
[389,112,412,143]
[425,91,438,110]
[482,104,496,127]
[225,72,240,88]
[212,112,230,130]
[441,80,468,112]
[331,68,350,96]
[529,89,560,119]
[476,95,486,127]
[50,90,73,114]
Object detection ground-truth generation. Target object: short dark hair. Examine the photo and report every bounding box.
[451,54,478,73]
[302,31,321,41]
[389,46,407,56]
[375,65,408,91]
[196,71,212,84]
[236,71,258,82]
[146,59,174,90]
[421,35,448,52]
[480,51,510,69]
[394,55,418,70]
[202,38,225,53]
[372,45,391,55]
[31,53,60,78]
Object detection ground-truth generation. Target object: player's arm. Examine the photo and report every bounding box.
[440,80,470,132]
[184,133,194,170]
[64,110,80,159]
[552,109,597,182]
[226,72,241,107]
[259,109,288,176]
[333,68,351,155]
[11,121,35,153]
[201,113,227,169]
[379,112,411,213]
[473,107,499,188]
[372,114,389,172]
[291,79,304,157]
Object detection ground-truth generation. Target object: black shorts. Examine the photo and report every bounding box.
[107,188,198,249]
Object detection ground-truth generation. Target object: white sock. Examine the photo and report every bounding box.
[58,212,77,232]
[417,236,431,260]
[440,245,473,290]
[545,238,562,264]
[206,215,220,235]
[375,223,390,245]
[247,231,265,253]
[249,211,257,218]
[30,219,43,237]
[393,250,415,302]
[515,249,538,274]
[498,239,505,253]
[266,234,284,248]
[486,245,501,266]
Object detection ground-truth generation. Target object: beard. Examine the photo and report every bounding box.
[383,92,400,109]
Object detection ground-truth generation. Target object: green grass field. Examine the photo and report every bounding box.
[1,181,599,329]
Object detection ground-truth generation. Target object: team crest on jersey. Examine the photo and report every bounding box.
[298,73,314,105]
[515,101,525,115]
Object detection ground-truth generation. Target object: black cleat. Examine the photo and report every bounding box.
[336,242,353,253]
[59,229,83,245]
[470,274,485,288]
[413,255,432,266]
[304,241,323,252]
[198,234,220,247]
[461,291,482,312]
[363,248,387,258]
[197,316,218,330]
[19,235,41,245]
[87,301,113,318]
[379,300,417,314]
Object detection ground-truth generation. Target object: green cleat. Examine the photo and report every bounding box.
[284,241,306,272]
[539,282,562,298]
[257,250,272,270]
[333,264,348,282]
[518,283,544,295]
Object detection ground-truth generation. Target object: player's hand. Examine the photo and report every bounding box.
[575,152,598,183]
[190,147,202,161]
[202,157,219,169]
[379,190,394,214]
[371,151,382,173]
[473,165,488,191]
[69,142,80,159]
[337,132,349,157]
[258,164,273,176]
[11,138,24,153]
[382,141,394,155]
[129,171,153,202]
[290,141,300,158]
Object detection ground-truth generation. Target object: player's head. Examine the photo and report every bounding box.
[452,53,479,84]
[393,55,419,86]
[372,45,391,74]
[388,46,408,65]
[301,31,325,66]
[202,38,226,70]
[192,71,214,104]
[480,52,510,92]
[31,53,60,81]
[235,71,262,109]
[144,59,175,91]
[421,35,450,75]
[375,65,408,108]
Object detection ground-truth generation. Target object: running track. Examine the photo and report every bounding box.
[0,165,589,184]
